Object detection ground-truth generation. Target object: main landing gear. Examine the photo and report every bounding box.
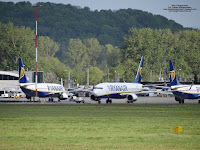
[179,99,184,104]
[49,97,54,102]
[175,97,184,104]
[106,98,112,104]
[96,98,112,104]
[127,100,134,103]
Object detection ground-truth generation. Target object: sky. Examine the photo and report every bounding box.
[1,0,200,29]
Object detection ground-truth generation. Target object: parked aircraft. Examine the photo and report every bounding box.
[169,60,200,103]
[90,56,152,103]
[19,57,68,101]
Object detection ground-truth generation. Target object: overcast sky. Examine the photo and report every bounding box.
[2,0,200,29]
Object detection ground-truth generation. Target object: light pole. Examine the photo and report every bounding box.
[33,4,40,100]
[68,71,70,88]
[108,68,109,82]
[115,70,117,82]
[163,33,166,86]
[85,65,90,87]
[87,66,89,87]
[106,65,109,82]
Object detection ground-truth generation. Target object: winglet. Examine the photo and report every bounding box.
[169,60,180,86]
[19,57,29,83]
[132,56,144,83]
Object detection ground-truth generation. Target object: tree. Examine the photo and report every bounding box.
[120,28,200,81]
[0,22,35,70]
[38,36,59,57]
[84,38,102,66]
[64,39,87,68]
[89,67,103,85]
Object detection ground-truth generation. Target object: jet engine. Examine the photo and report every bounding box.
[58,92,68,100]
[127,93,138,103]
[90,94,96,101]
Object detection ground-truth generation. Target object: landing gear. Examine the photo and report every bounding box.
[179,99,184,104]
[175,97,184,104]
[26,95,31,101]
[198,100,200,104]
[106,98,112,104]
[76,100,85,103]
[49,97,54,102]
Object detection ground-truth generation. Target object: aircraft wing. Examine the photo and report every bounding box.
[120,90,159,96]
[143,84,168,88]
[46,91,63,96]
[170,85,192,90]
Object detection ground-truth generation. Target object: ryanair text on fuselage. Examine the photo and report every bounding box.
[107,85,128,92]
[47,85,63,91]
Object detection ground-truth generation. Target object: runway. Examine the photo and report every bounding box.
[0,96,199,104]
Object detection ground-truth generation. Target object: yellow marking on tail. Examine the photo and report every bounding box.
[20,67,25,79]
[170,70,175,82]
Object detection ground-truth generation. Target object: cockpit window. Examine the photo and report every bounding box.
[94,87,103,89]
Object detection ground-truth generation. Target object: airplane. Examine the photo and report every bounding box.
[18,57,68,101]
[169,60,200,104]
[90,56,152,103]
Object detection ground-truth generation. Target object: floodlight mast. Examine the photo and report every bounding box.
[32,4,40,99]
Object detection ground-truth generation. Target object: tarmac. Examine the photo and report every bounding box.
[0,96,199,104]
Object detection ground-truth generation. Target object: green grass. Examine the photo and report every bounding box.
[0,104,200,150]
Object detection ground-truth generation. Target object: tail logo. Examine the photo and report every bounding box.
[170,70,175,82]
[20,67,25,80]
[140,67,143,76]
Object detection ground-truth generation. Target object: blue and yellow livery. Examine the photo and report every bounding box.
[18,57,68,101]
[91,56,149,103]
[169,60,200,104]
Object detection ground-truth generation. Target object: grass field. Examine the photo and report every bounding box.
[0,103,200,150]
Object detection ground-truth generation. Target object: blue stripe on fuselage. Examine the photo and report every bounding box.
[21,87,59,98]
[172,91,199,99]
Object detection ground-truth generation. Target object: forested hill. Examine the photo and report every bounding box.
[0,1,184,47]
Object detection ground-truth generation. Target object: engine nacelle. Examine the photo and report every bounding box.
[91,94,96,100]
[90,94,101,101]
[127,93,138,102]
[58,93,68,100]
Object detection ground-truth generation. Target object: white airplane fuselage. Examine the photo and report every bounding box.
[20,83,68,99]
[92,82,142,99]
[171,85,200,99]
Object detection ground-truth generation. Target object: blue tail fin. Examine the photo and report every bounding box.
[169,60,180,86]
[19,57,29,83]
[132,56,144,83]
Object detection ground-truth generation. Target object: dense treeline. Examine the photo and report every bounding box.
[0,1,184,55]
[0,1,199,85]
[0,22,66,83]
[1,22,199,85]
[0,22,121,85]
[120,28,200,82]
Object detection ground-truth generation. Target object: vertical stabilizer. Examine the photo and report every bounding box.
[19,57,29,83]
[132,56,144,83]
[169,60,180,86]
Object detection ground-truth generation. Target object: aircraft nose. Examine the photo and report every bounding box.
[92,89,96,96]
[92,89,98,96]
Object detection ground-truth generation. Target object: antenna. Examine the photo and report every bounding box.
[32,4,40,100]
